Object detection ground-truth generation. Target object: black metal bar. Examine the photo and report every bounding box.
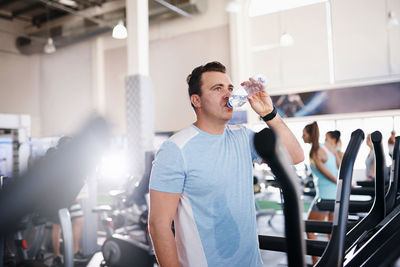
[305,220,357,234]
[350,187,375,196]
[344,203,400,266]
[258,235,327,257]
[344,131,386,252]
[315,129,364,267]
[386,136,400,212]
[254,128,306,267]
[316,198,373,213]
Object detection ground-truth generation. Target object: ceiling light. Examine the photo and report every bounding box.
[58,0,77,7]
[280,32,294,47]
[226,0,241,13]
[112,20,127,39]
[44,37,56,54]
[388,11,399,26]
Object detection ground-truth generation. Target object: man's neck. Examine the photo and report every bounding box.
[193,119,226,135]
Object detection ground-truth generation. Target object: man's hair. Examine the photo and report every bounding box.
[186,61,226,108]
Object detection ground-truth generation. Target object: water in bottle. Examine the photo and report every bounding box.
[227,75,267,108]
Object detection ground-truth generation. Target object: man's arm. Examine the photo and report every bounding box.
[265,114,305,164]
[245,78,304,164]
[149,189,181,267]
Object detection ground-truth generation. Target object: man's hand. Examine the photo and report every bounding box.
[241,78,273,117]
[241,77,305,164]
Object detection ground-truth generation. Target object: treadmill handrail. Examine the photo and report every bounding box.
[344,131,386,252]
[317,198,373,213]
[305,220,357,234]
[254,128,306,267]
[315,129,364,267]
[258,235,327,257]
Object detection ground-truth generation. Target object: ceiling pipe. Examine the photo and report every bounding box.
[153,0,192,17]
[37,0,113,28]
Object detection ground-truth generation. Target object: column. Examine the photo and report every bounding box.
[125,0,154,179]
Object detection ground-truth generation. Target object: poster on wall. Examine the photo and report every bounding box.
[271,82,400,118]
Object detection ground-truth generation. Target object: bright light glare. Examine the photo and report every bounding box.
[226,0,241,13]
[99,152,129,180]
[249,0,326,17]
[280,33,294,47]
[58,0,77,7]
[112,20,127,39]
[43,38,56,54]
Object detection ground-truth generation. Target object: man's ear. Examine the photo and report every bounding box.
[191,94,201,108]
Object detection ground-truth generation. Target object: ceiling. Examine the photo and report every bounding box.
[0,0,206,54]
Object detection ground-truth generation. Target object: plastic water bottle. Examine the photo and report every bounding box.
[227,75,267,108]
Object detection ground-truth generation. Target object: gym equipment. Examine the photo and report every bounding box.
[99,151,156,267]
[258,129,364,267]
[0,117,110,267]
[254,127,306,267]
[101,235,155,267]
[343,131,387,252]
[343,136,400,266]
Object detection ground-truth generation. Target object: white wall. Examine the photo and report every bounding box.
[250,3,330,90]
[332,0,389,81]
[0,52,40,137]
[39,41,93,137]
[249,0,400,94]
[103,46,127,135]
[0,20,41,136]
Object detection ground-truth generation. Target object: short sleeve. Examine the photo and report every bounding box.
[150,141,186,194]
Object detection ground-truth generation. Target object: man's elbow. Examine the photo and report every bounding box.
[291,149,305,164]
[148,215,172,237]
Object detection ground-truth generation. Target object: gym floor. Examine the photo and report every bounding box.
[256,188,315,266]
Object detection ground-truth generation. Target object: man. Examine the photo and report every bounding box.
[149,61,304,266]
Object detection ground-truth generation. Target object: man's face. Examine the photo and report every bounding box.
[196,71,234,122]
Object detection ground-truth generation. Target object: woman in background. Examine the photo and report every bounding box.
[302,122,338,265]
[365,133,375,180]
[326,130,344,168]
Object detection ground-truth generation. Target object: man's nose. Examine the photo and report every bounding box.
[222,88,232,97]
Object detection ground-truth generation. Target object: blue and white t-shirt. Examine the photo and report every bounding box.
[150,124,263,267]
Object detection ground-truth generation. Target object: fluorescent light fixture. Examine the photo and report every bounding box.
[226,0,241,13]
[58,0,77,7]
[112,20,127,39]
[249,0,327,17]
[280,32,294,47]
[43,37,56,54]
[388,11,399,26]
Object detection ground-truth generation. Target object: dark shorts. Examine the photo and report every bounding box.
[308,198,330,214]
